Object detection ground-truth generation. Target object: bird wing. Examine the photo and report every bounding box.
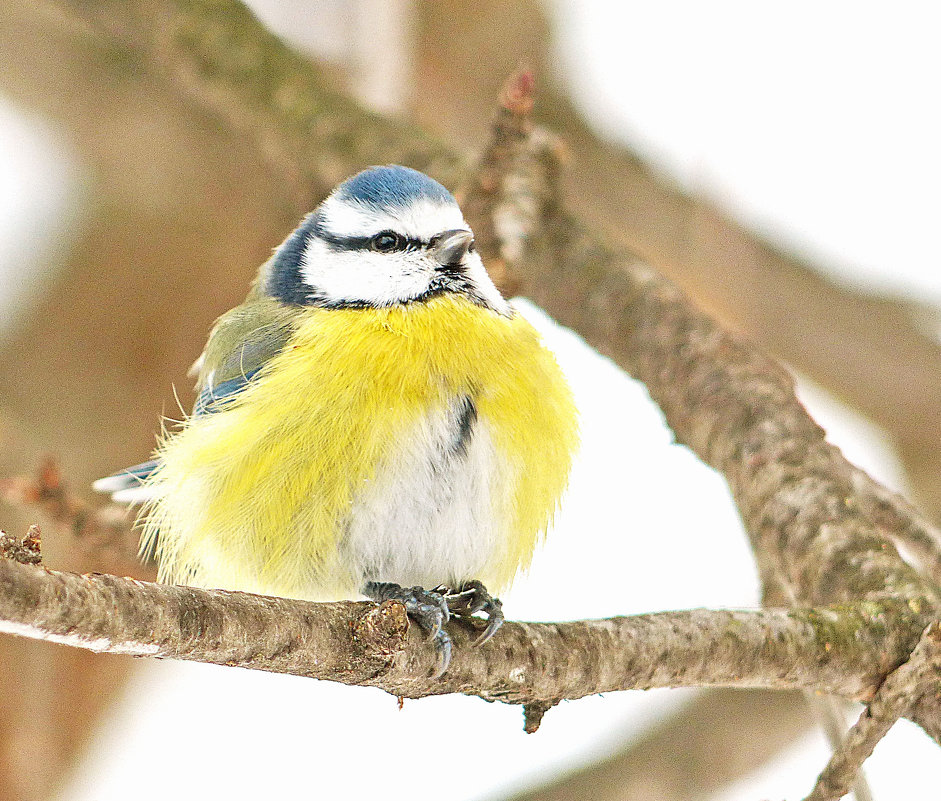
[94,295,301,501]
[191,296,299,416]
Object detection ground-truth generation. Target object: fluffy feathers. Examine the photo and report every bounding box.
[140,295,578,599]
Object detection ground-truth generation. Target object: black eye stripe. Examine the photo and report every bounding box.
[315,228,426,253]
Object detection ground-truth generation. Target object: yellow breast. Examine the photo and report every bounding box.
[144,295,578,599]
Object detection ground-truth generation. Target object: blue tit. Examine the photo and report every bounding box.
[95,165,579,673]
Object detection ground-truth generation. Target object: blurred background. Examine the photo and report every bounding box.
[1,1,940,799]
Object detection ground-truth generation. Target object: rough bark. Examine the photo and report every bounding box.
[803,622,941,801]
[0,558,927,706]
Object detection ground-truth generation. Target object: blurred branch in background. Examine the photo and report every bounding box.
[502,690,811,801]
[1,459,139,570]
[0,1,939,801]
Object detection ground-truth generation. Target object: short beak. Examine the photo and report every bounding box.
[432,229,474,267]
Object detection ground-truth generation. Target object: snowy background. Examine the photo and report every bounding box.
[1,1,939,799]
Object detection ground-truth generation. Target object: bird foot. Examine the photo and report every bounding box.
[362,582,452,677]
[362,580,505,676]
[443,580,504,646]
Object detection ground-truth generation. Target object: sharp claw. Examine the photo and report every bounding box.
[432,594,450,640]
[466,595,488,616]
[432,630,453,677]
[474,603,504,646]
[444,580,505,646]
[426,613,442,641]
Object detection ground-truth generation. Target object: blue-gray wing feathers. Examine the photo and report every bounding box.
[95,293,300,502]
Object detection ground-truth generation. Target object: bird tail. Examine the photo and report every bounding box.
[92,459,161,504]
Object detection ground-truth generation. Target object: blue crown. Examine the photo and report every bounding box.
[335,165,455,210]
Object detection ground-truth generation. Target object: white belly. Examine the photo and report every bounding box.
[338,397,508,591]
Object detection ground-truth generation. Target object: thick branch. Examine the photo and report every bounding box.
[0,558,926,705]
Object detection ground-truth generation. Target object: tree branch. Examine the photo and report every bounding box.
[0,556,927,706]
[804,621,941,801]
[505,690,812,801]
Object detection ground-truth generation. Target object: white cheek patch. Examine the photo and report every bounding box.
[301,238,435,306]
[318,196,468,242]
[302,194,513,311]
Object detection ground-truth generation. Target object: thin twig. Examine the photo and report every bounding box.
[804,694,875,801]
[0,458,139,564]
[804,621,941,801]
[0,525,42,566]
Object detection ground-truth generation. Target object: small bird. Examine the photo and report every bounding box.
[95,165,578,674]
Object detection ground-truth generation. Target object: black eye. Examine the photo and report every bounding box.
[371,231,403,252]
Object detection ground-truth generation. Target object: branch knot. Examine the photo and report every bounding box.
[0,525,42,565]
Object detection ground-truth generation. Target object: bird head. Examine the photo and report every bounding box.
[266,165,510,315]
